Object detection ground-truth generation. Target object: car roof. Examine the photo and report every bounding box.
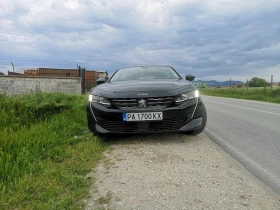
[118,65,174,70]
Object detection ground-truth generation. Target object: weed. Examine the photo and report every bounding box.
[0,93,108,210]
[96,191,113,205]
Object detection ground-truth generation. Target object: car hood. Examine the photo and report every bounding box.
[92,80,196,98]
[97,80,190,92]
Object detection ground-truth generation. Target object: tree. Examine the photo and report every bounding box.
[247,77,268,87]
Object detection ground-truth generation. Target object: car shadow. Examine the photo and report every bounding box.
[98,132,200,145]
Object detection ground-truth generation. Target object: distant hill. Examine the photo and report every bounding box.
[194,80,244,87]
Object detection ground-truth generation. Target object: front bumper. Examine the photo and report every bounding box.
[87,97,204,134]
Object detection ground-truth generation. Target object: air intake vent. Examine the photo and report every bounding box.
[111,96,174,109]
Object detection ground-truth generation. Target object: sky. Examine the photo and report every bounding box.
[1,0,280,82]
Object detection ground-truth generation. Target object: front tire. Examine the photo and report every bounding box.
[187,103,207,135]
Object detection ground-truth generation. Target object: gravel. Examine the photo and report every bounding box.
[85,133,280,210]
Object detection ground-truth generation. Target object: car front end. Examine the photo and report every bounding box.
[87,89,205,135]
[87,65,207,135]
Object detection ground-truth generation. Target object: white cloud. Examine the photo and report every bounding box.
[0,0,280,81]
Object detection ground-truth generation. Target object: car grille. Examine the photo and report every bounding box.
[99,117,187,133]
[149,117,187,131]
[100,120,138,133]
[111,96,174,109]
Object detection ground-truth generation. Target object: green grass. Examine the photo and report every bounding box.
[0,92,107,210]
[199,87,280,103]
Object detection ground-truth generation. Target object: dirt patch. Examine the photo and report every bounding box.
[85,133,280,210]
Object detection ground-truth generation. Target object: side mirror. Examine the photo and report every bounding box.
[96,78,107,85]
[185,74,195,81]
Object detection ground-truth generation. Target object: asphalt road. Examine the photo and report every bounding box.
[202,95,280,194]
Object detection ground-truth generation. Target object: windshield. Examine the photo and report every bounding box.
[110,66,181,82]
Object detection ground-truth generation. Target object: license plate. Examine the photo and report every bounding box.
[123,112,163,121]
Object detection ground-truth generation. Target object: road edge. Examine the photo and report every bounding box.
[204,128,280,195]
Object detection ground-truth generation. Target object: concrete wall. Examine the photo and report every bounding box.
[0,76,81,96]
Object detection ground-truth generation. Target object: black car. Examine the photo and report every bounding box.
[87,65,207,135]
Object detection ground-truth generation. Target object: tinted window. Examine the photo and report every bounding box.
[110,66,180,82]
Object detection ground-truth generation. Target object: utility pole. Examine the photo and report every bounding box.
[230,78,232,89]
[11,62,14,72]
[78,66,86,94]
[271,75,273,89]
[247,79,249,91]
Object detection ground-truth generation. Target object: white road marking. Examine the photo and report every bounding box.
[204,99,280,116]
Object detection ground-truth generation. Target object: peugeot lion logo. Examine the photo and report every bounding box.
[138,99,147,108]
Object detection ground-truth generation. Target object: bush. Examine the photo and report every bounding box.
[199,87,280,103]
[0,92,86,131]
[247,77,268,87]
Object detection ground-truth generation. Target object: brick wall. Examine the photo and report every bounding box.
[0,76,81,96]
[85,71,99,90]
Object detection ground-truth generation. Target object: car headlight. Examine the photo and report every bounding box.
[89,94,110,105]
[175,90,200,102]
